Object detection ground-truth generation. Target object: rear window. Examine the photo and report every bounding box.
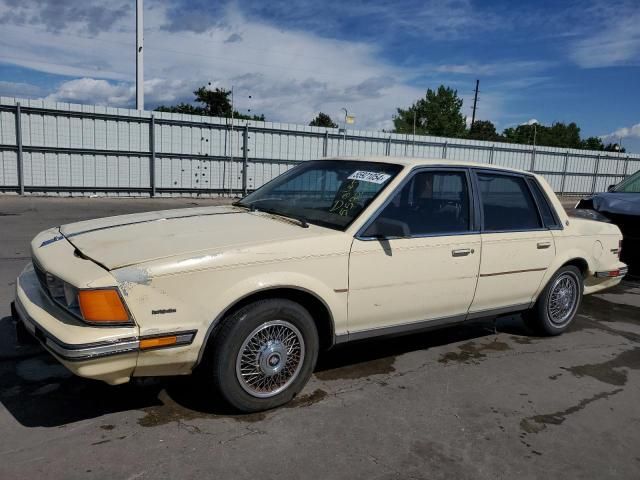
[527,178,560,228]
[477,172,542,231]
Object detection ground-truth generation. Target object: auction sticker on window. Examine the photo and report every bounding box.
[347,170,392,184]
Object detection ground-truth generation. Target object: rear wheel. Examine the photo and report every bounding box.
[206,299,319,413]
[525,265,583,336]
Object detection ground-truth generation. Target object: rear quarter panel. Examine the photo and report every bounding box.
[531,175,624,299]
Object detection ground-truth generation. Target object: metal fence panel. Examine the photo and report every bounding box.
[1,96,638,196]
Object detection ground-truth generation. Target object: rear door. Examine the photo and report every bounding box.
[469,170,555,315]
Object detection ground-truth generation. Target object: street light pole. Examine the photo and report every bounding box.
[229,85,234,195]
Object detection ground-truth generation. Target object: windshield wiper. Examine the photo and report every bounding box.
[232,201,258,212]
[257,207,309,228]
[234,200,309,228]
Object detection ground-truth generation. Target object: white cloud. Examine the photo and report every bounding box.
[0,1,531,130]
[45,78,132,105]
[568,4,640,68]
[434,61,551,76]
[0,80,44,97]
[602,123,640,140]
[0,2,428,129]
[43,77,194,106]
[521,119,539,126]
[0,0,131,34]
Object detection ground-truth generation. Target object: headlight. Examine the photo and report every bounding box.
[34,262,131,325]
[43,271,81,317]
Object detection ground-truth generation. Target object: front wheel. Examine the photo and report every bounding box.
[207,299,319,413]
[524,265,583,336]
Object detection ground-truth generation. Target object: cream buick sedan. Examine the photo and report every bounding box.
[13,157,627,412]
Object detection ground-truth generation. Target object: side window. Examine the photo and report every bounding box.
[363,171,471,237]
[527,178,560,228]
[477,173,542,231]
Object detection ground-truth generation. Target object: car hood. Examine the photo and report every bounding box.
[582,192,640,216]
[59,205,325,270]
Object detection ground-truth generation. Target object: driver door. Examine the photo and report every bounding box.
[348,168,481,335]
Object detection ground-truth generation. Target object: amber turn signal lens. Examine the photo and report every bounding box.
[78,289,129,323]
[139,336,177,350]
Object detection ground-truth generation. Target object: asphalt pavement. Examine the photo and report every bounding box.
[1,195,639,479]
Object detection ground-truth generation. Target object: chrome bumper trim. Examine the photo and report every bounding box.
[594,267,628,278]
[14,298,196,361]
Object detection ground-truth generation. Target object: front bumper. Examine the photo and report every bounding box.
[15,263,198,384]
[15,263,139,384]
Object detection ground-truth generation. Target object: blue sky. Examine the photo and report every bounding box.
[0,0,638,152]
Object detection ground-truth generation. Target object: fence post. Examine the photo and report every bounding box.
[590,154,600,194]
[560,150,569,195]
[322,131,328,157]
[442,141,447,159]
[149,114,156,197]
[530,147,536,172]
[15,102,24,195]
[386,137,391,156]
[242,123,249,196]
[489,145,495,164]
[623,155,630,177]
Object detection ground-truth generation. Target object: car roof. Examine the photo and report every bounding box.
[327,156,531,175]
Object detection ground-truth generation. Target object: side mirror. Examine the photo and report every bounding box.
[362,217,410,238]
[607,184,616,192]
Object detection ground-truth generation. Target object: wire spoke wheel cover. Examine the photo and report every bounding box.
[547,272,579,327]
[235,320,306,398]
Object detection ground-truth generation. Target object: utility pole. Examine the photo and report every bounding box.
[470,79,479,128]
[136,0,144,110]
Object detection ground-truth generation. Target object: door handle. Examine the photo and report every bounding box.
[537,241,551,249]
[452,248,473,257]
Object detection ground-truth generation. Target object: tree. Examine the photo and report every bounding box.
[581,136,604,151]
[155,85,265,121]
[467,120,501,141]
[604,143,626,153]
[309,112,338,128]
[393,85,466,138]
[503,122,582,149]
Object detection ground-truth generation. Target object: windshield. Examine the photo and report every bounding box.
[237,160,403,230]
[613,169,640,193]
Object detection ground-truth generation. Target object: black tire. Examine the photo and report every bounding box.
[524,265,583,336]
[206,299,319,413]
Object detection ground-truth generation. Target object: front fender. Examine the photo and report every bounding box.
[192,271,345,363]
